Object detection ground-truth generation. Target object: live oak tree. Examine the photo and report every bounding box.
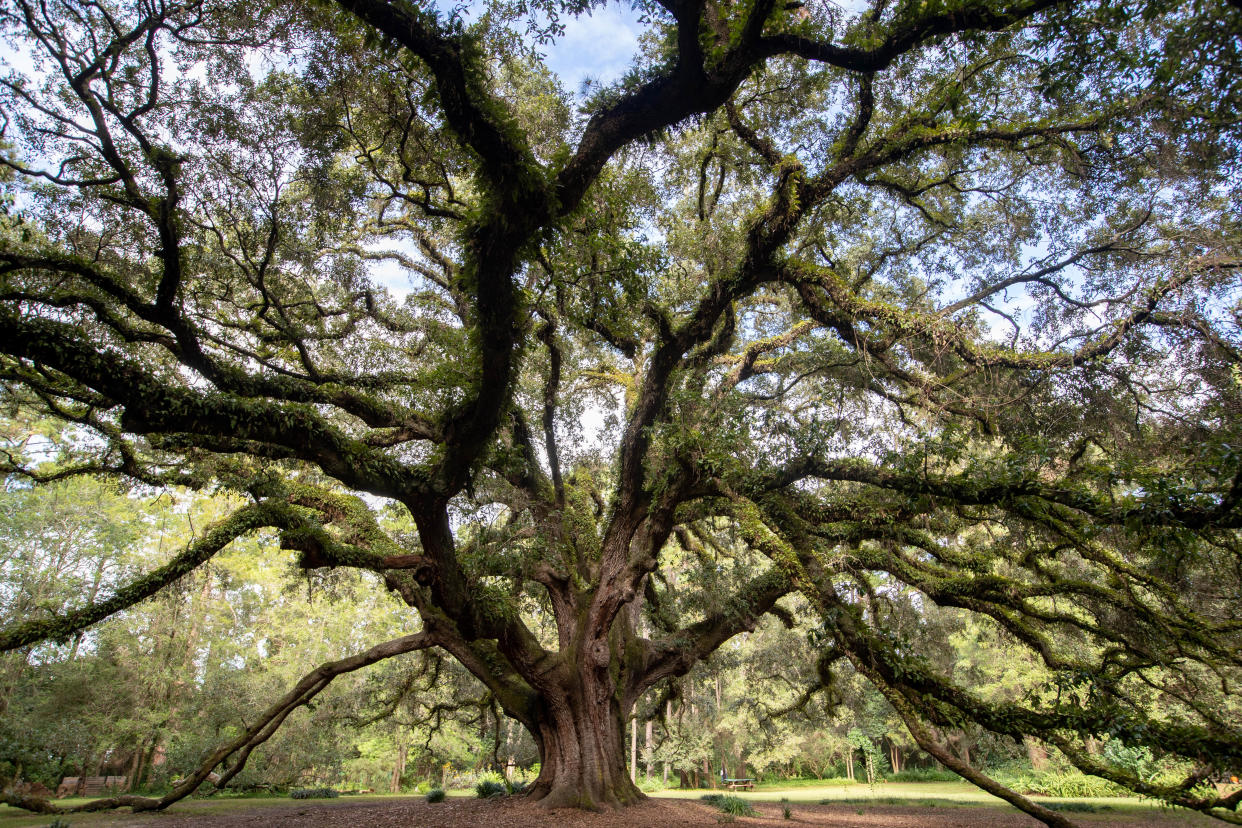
[1,0,1241,820]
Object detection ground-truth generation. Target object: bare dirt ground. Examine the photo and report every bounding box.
[24,795,1215,828]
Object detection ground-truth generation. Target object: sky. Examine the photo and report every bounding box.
[539,4,644,91]
[362,3,644,301]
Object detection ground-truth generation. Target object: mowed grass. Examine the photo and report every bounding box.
[652,780,1183,815]
[652,779,1007,804]
[0,783,1202,826]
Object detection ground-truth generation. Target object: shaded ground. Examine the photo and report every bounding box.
[0,795,1219,828]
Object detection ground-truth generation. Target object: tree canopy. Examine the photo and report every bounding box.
[0,0,1240,821]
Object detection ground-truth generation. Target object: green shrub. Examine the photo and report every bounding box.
[1045,801,1108,813]
[706,794,756,816]
[1101,741,1156,784]
[46,820,72,828]
[782,804,792,819]
[992,769,1124,798]
[426,788,446,803]
[475,779,507,798]
[289,787,339,799]
[505,779,530,795]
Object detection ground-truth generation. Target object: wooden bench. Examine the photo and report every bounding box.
[724,778,754,791]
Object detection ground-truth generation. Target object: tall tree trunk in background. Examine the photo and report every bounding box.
[390,741,407,793]
[125,741,143,791]
[630,715,637,783]
[644,718,653,779]
[663,701,672,786]
[150,572,215,784]
[504,718,516,780]
[135,739,155,790]
[1025,738,1048,771]
[70,556,111,663]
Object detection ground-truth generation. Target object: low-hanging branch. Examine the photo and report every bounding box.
[0,631,437,815]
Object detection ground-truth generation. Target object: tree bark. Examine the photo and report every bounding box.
[526,681,643,810]
[390,740,407,793]
[126,740,143,792]
[630,715,637,783]
[663,701,671,786]
[1025,737,1048,771]
[644,718,653,780]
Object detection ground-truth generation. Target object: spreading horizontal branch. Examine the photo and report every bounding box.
[0,500,287,652]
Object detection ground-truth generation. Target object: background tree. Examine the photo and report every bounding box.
[0,0,1240,821]
[0,450,501,795]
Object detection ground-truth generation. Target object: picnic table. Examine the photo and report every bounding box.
[724,778,754,791]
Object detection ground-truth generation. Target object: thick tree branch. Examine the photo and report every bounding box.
[0,500,288,652]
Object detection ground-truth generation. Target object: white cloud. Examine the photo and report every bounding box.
[544,5,642,92]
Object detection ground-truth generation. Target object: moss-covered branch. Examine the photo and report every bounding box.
[0,500,290,652]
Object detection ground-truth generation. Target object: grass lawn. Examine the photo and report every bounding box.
[650,780,1177,815]
[0,783,1192,826]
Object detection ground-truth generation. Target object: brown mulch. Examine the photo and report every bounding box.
[76,796,1218,828]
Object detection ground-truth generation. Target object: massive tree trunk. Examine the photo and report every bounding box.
[526,681,642,810]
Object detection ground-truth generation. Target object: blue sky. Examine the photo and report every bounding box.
[539,4,643,91]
